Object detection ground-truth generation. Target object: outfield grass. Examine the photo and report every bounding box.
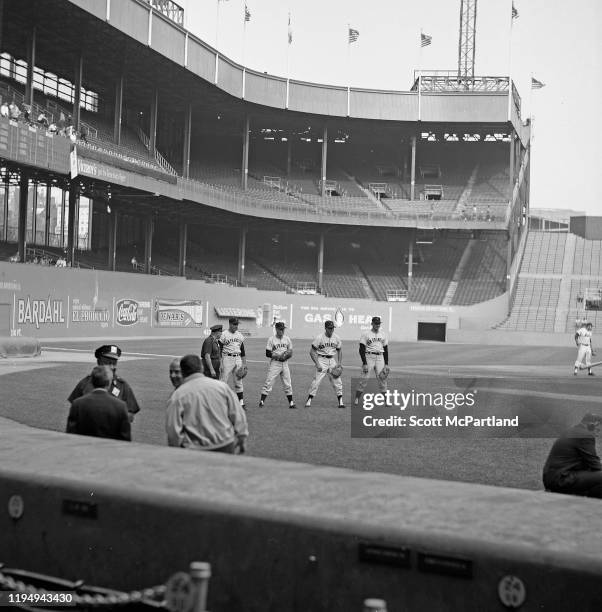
[0,337,597,491]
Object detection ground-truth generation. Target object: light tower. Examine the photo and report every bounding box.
[457,0,477,81]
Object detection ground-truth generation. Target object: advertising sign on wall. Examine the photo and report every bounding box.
[71,297,111,327]
[115,299,151,327]
[154,298,203,327]
[16,296,66,330]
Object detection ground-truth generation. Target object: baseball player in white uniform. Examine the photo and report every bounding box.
[354,316,389,405]
[305,320,345,408]
[219,317,247,407]
[259,322,296,408]
[574,322,595,376]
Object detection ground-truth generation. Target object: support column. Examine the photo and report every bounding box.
[320,125,328,197]
[241,115,250,190]
[509,130,515,201]
[25,26,36,109]
[44,182,51,246]
[113,73,124,145]
[178,218,187,277]
[107,210,117,272]
[286,139,292,176]
[0,1,5,64]
[238,226,247,285]
[67,182,79,266]
[144,215,154,274]
[410,135,417,201]
[182,101,192,179]
[317,232,324,293]
[407,233,414,293]
[17,173,28,263]
[73,54,83,133]
[149,89,158,156]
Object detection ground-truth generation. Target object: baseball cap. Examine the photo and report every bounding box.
[229,317,239,325]
[372,316,381,324]
[324,320,335,328]
[275,322,286,329]
[94,344,121,360]
[210,324,223,332]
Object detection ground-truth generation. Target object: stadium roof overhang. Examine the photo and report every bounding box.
[3,0,529,145]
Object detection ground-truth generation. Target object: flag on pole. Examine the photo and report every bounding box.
[511,2,519,19]
[420,32,432,47]
[244,3,251,22]
[348,27,359,44]
[531,77,545,89]
[288,13,292,44]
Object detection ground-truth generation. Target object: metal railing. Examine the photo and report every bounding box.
[142,0,185,26]
[135,126,178,175]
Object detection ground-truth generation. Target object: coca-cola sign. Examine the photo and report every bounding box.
[116,299,140,326]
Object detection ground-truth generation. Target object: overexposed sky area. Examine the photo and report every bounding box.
[183,0,602,215]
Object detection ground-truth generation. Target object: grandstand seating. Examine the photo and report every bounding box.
[358,260,407,301]
[409,237,468,304]
[520,232,567,274]
[572,236,602,276]
[496,278,561,331]
[452,235,507,305]
[322,259,369,299]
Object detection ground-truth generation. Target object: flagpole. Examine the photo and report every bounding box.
[242,3,247,98]
[215,0,221,83]
[418,29,423,122]
[507,0,514,121]
[347,23,351,116]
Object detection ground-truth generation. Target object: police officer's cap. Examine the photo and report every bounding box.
[94,344,121,360]
[324,320,335,328]
[372,316,381,324]
[229,317,239,325]
[210,324,223,332]
[275,321,286,329]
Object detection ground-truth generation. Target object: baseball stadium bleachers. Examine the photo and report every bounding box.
[572,237,602,276]
[520,231,567,274]
[452,235,507,305]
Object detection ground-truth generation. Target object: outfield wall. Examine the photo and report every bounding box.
[1,418,601,611]
[0,263,510,342]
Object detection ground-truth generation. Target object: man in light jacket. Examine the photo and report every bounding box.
[166,354,248,453]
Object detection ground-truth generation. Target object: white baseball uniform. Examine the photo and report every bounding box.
[261,334,293,396]
[307,332,343,397]
[575,326,593,369]
[220,329,245,393]
[356,329,389,393]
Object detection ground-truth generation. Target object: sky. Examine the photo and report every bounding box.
[182,0,602,215]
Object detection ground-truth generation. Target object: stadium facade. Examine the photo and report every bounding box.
[0,0,532,341]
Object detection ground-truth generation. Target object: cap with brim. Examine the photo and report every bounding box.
[229,317,239,325]
[372,316,381,324]
[275,322,286,329]
[324,321,335,328]
[210,324,223,332]
[94,344,121,360]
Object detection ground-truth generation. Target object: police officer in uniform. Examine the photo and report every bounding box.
[202,324,223,379]
[68,344,140,422]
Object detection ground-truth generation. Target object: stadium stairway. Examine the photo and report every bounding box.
[352,264,376,300]
[442,239,476,305]
[554,233,577,332]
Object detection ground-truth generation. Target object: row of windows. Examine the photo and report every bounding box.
[0,179,91,250]
[0,52,99,112]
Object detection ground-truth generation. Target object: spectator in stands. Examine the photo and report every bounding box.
[48,122,57,134]
[66,365,131,442]
[543,413,602,498]
[169,358,183,390]
[0,101,8,118]
[8,101,20,121]
[37,111,49,128]
[57,111,66,134]
[22,104,31,124]
[80,126,88,143]
[130,256,138,269]
[165,354,248,453]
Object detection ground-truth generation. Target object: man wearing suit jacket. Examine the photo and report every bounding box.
[66,365,131,441]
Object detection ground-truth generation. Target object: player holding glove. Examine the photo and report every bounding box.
[354,316,389,405]
[259,322,295,408]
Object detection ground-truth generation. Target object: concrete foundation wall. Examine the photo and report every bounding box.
[1,419,601,611]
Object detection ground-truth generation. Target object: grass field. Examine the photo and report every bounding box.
[1,337,599,491]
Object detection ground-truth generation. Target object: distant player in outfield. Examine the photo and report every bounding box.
[305,320,345,408]
[259,322,295,409]
[219,317,247,408]
[354,316,389,405]
[574,321,595,376]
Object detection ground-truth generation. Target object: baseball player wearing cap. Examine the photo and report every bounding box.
[219,317,247,408]
[67,344,140,422]
[305,320,344,408]
[354,316,389,405]
[574,322,595,376]
[202,324,223,379]
[259,322,295,408]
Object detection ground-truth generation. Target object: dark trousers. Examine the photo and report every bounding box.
[203,360,221,379]
[546,470,602,498]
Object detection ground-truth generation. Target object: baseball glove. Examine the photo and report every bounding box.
[280,349,292,362]
[234,364,248,379]
[329,364,343,378]
[378,365,391,381]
